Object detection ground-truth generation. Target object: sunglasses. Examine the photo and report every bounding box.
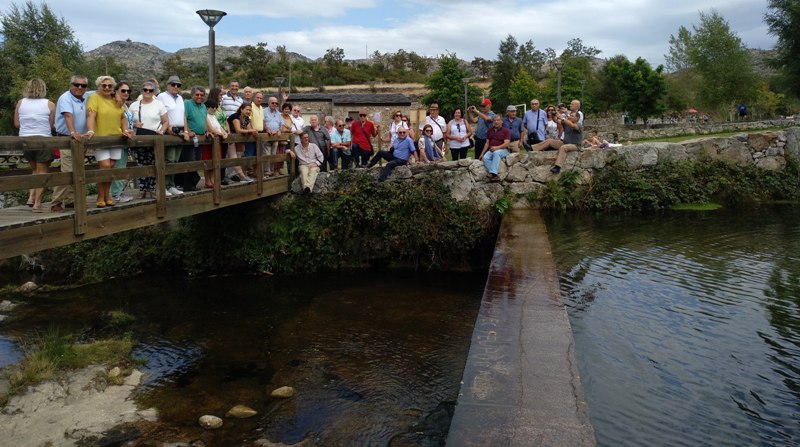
[119,89,130,93]
[359,114,366,117]
[394,114,401,117]
[169,83,182,87]
[424,129,432,133]
[337,125,345,128]
[142,88,155,92]
[100,83,114,89]
[398,131,407,134]
[72,83,87,88]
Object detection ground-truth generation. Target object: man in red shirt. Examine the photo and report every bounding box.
[478,115,511,182]
[350,109,379,167]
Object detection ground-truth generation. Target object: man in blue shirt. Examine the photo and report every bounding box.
[367,127,417,181]
[503,105,524,153]
[469,98,494,159]
[522,98,547,150]
[51,75,89,212]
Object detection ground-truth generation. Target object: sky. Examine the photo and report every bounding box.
[6,0,777,66]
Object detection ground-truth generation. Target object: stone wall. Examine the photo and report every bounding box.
[296,128,800,209]
[586,118,800,142]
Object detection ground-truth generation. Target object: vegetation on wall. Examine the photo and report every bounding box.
[533,155,800,211]
[39,172,497,283]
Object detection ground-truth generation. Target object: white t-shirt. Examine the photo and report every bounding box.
[447,119,469,148]
[420,115,446,141]
[129,99,167,132]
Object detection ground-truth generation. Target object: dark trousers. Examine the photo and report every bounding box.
[474,137,487,158]
[179,145,201,190]
[450,146,468,160]
[353,144,372,166]
[328,148,338,171]
[369,151,408,181]
[339,149,353,169]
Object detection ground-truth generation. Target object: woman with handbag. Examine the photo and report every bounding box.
[129,80,169,198]
[445,107,472,161]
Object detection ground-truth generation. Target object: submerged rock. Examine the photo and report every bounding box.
[0,300,17,312]
[226,404,257,418]
[16,281,37,293]
[198,414,223,429]
[270,386,296,398]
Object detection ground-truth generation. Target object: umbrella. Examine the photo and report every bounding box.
[687,108,698,113]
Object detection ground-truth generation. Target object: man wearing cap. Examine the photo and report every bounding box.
[469,99,495,159]
[503,105,524,153]
[157,75,187,196]
[479,115,510,182]
[350,109,378,167]
[523,98,547,150]
[421,103,446,152]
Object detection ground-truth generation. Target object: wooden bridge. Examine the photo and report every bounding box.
[0,133,295,260]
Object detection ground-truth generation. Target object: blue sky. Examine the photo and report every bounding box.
[10,0,777,66]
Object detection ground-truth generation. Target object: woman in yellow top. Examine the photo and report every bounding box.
[86,76,133,208]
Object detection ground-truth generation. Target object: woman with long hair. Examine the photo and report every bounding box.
[14,78,55,212]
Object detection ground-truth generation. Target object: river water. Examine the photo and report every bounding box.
[545,206,800,447]
[0,271,484,446]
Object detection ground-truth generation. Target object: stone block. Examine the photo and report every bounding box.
[756,156,786,171]
[748,132,777,152]
[505,163,530,182]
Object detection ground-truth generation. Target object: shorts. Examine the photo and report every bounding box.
[94,147,123,161]
[23,149,55,163]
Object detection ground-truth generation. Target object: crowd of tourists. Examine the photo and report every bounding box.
[13,73,592,211]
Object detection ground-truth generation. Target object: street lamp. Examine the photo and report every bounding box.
[462,77,470,114]
[554,59,565,105]
[579,79,586,104]
[196,9,226,89]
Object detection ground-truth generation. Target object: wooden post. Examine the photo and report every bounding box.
[71,139,87,236]
[211,136,221,205]
[256,133,264,196]
[154,138,166,218]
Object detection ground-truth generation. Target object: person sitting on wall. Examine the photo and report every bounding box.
[367,127,418,181]
[531,111,582,174]
[288,131,324,194]
[478,115,510,182]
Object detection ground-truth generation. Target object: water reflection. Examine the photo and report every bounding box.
[1,272,483,446]
[546,207,800,447]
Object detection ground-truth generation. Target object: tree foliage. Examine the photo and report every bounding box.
[508,67,539,105]
[489,35,520,111]
[602,56,668,123]
[666,10,757,111]
[765,0,800,98]
[422,53,482,118]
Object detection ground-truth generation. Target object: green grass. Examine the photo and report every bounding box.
[2,328,136,404]
[633,126,788,144]
[670,203,723,211]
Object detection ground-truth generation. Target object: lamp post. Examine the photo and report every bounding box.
[196,9,227,89]
[462,77,470,114]
[554,59,565,105]
[579,79,586,104]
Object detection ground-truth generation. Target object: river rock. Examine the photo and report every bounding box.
[226,404,258,418]
[270,386,296,398]
[16,281,37,293]
[198,414,223,429]
[0,300,16,312]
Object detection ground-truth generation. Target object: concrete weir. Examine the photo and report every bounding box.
[446,208,595,446]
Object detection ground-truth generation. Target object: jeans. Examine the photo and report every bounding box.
[369,151,408,181]
[450,146,468,160]
[339,149,353,169]
[483,149,509,175]
[110,149,129,197]
[179,145,201,190]
[353,144,371,166]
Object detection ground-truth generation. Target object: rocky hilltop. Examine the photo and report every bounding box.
[85,39,310,83]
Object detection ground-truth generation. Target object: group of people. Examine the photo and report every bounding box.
[14,71,597,209]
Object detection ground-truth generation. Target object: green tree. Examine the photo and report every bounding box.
[422,53,482,117]
[603,56,668,123]
[323,47,345,79]
[667,10,757,112]
[508,67,539,105]
[765,0,800,97]
[489,35,520,112]
[0,1,84,133]
[517,39,545,78]
[470,57,494,79]
[225,42,273,87]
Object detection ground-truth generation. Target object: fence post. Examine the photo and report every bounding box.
[212,136,221,205]
[154,138,166,218]
[256,133,264,196]
[71,139,87,236]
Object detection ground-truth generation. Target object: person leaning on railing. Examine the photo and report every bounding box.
[86,75,133,208]
[13,78,55,213]
[52,75,91,212]
[129,80,169,199]
[156,76,186,196]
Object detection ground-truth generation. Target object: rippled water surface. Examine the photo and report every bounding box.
[545,207,800,447]
[1,271,484,445]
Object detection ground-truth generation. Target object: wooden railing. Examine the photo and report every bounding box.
[0,133,296,258]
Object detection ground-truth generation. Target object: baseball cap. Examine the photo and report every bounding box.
[506,105,517,112]
[481,98,492,106]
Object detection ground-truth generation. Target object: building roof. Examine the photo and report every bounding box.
[286,93,411,106]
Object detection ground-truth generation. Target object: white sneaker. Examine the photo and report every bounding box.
[242,176,254,183]
[168,186,183,195]
[165,190,173,197]
[113,194,133,203]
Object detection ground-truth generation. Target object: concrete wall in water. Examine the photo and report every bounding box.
[297,128,800,209]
